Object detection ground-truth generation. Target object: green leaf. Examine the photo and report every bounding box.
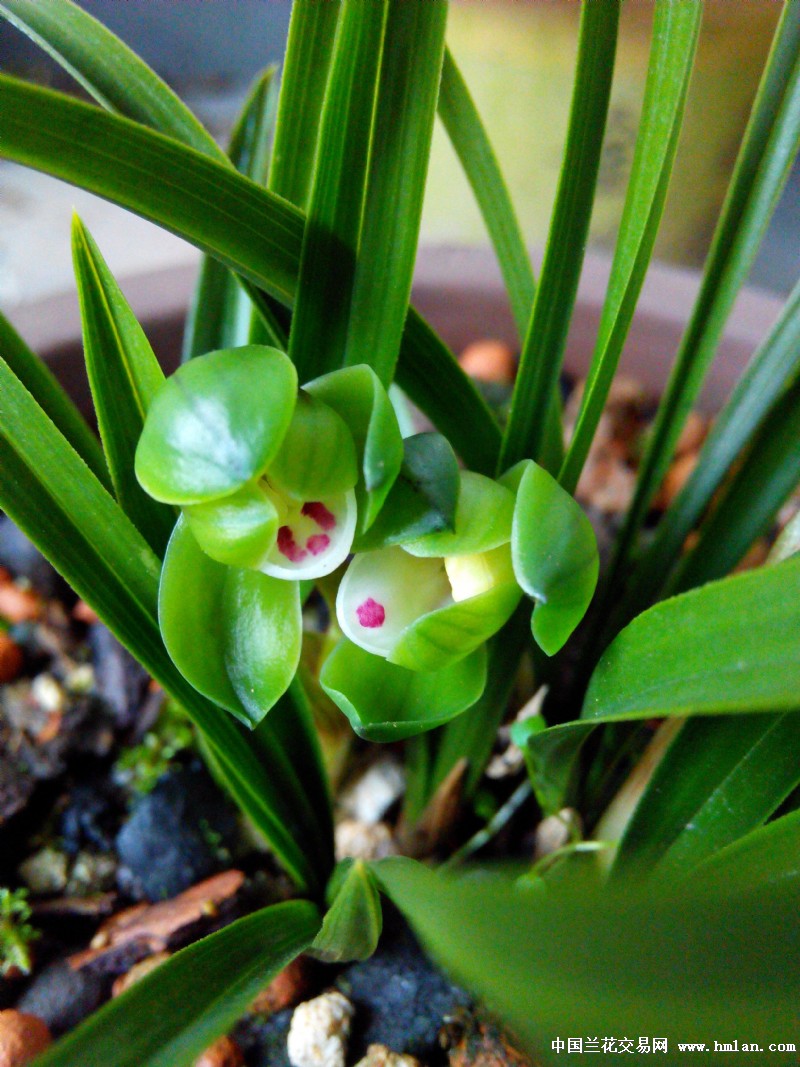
[438,48,534,341]
[688,809,800,897]
[0,309,109,489]
[184,68,282,361]
[511,461,598,655]
[312,859,382,964]
[615,276,800,624]
[321,639,487,742]
[500,0,619,473]
[268,0,341,209]
[670,375,800,592]
[0,0,223,159]
[612,713,800,879]
[135,346,297,505]
[268,392,358,500]
[558,0,702,495]
[71,217,174,557]
[354,433,460,551]
[35,899,319,1067]
[0,353,323,892]
[306,365,404,531]
[515,555,800,815]
[343,1,448,385]
[288,0,386,383]
[0,75,304,306]
[607,2,800,585]
[402,472,515,558]
[159,517,302,728]
[374,858,800,1061]
[585,554,800,722]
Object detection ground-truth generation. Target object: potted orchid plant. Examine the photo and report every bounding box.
[0,0,799,1063]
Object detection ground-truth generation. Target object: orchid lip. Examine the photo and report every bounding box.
[259,482,357,580]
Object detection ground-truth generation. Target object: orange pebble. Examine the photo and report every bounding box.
[194,1035,245,1067]
[0,1010,52,1067]
[0,631,23,683]
[458,340,516,384]
[0,584,43,625]
[72,600,99,625]
[112,952,171,997]
[655,452,698,511]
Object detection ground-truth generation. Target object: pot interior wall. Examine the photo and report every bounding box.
[6,247,784,421]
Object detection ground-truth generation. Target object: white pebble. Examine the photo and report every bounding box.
[287,991,354,1067]
[340,757,405,824]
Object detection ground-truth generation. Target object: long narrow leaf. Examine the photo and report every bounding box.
[71,217,175,556]
[614,277,800,625]
[500,0,619,474]
[268,0,341,209]
[559,0,702,494]
[438,48,535,340]
[607,1,800,586]
[0,75,495,472]
[183,69,281,360]
[671,374,800,592]
[0,354,326,894]
[612,712,800,878]
[0,310,109,487]
[0,0,223,159]
[688,809,800,896]
[36,900,319,1067]
[375,858,800,1065]
[343,1,448,385]
[288,0,387,382]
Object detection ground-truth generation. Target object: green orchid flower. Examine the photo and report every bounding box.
[135,344,403,726]
[322,461,600,740]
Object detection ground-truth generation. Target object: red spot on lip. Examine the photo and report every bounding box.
[356,598,385,628]
[277,525,307,563]
[306,534,330,556]
[302,501,336,531]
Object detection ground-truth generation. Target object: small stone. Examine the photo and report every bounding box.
[654,451,697,511]
[30,674,65,716]
[353,1045,421,1067]
[72,600,99,625]
[115,763,238,901]
[65,851,118,896]
[577,456,636,513]
[0,633,23,684]
[0,583,43,625]
[88,624,150,729]
[194,1035,245,1067]
[339,758,405,825]
[458,341,516,385]
[16,961,107,1035]
[111,952,171,997]
[0,1010,52,1066]
[442,1010,532,1066]
[18,848,69,896]
[334,820,397,863]
[0,518,61,598]
[287,991,354,1067]
[251,956,316,1016]
[675,410,708,457]
[534,808,581,859]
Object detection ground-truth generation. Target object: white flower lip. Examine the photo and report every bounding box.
[259,485,357,580]
[336,546,452,657]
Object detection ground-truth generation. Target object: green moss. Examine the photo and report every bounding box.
[0,887,39,977]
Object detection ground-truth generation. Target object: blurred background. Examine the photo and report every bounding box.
[1,0,798,315]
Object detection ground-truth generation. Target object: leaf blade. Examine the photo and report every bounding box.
[35,900,319,1067]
